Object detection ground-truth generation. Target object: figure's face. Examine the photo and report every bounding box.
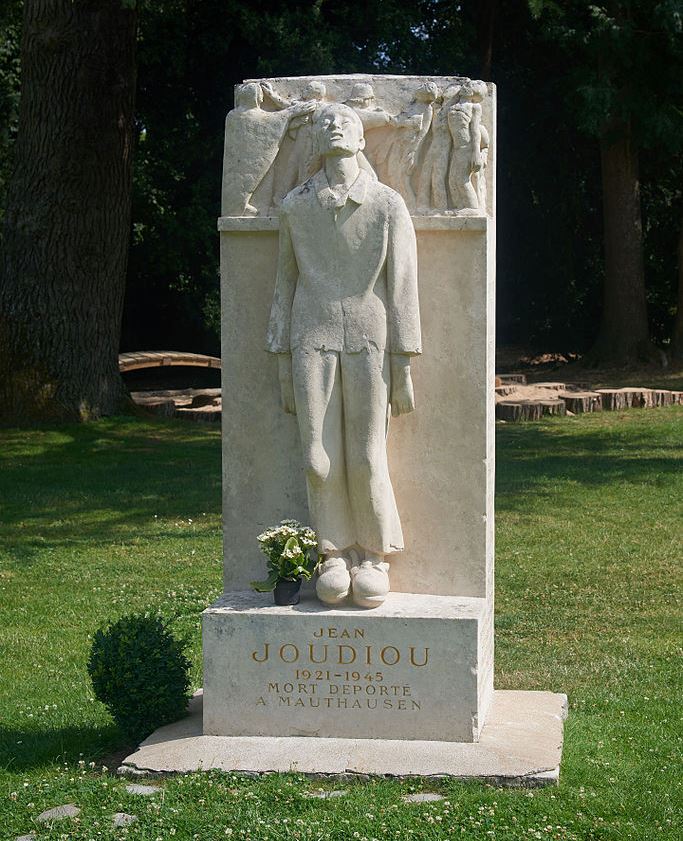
[316,107,365,157]
[303,82,325,101]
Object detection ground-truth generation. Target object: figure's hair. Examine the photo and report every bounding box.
[303,81,326,99]
[236,82,263,105]
[417,81,439,100]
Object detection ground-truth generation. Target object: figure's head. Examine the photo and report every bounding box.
[348,82,375,107]
[442,84,462,105]
[470,80,487,103]
[415,81,438,103]
[314,103,365,158]
[302,81,326,101]
[458,82,475,101]
[235,82,263,108]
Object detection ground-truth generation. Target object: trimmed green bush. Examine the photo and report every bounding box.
[87,613,191,744]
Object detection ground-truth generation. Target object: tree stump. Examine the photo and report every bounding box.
[496,400,558,422]
[559,392,602,413]
[596,389,632,410]
[498,373,527,385]
[495,385,517,397]
[533,382,566,391]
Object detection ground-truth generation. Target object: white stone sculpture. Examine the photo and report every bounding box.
[221,82,315,216]
[447,81,489,215]
[268,81,328,207]
[376,82,439,210]
[265,102,421,609]
[415,84,461,212]
[222,77,491,217]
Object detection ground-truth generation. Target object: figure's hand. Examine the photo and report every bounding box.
[278,353,296,415]
[292,100,317,116]
[390,354,415,417]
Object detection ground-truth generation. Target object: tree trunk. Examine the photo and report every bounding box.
[0,0,137,422]
[588,123,655,366]
[672,212,683,360]
[475,0,496,81]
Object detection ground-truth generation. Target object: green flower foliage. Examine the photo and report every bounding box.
[87,613,191,744]
[251,519,319,592]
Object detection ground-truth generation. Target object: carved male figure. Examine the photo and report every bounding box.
[416,84,461,212]
[378,81,438,209]
[221,82,315,216]
[447,81,485,214]
[266,103,421,608]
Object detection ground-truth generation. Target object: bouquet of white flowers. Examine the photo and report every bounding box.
[251,519,319,600]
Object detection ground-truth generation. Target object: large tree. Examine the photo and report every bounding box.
[0,0,137,422]
[531,0,683,365]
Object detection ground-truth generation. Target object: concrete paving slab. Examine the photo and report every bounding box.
[121,689,567,786]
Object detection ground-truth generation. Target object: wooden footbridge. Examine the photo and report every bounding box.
[119,351,221,372]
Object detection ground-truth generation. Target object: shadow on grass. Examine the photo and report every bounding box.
[496,412,682,511]
[0,722,126,772]
[0,417,222,563]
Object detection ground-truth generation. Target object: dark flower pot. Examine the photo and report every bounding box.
[273,578,301,606]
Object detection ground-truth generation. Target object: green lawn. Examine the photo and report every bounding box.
[1,409,681,840]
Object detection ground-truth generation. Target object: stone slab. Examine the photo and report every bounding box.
[203,591,492,742]
[219,216,495,602]
[121,689,567,786]
[36,804,80,822]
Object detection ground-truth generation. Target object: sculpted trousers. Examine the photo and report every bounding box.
[292,348,403,556]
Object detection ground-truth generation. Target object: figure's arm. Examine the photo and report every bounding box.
[470,103,483,172]
[266,210,298,414]
[260,81,292,111]
[386,195,421,416]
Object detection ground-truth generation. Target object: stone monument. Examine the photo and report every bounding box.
[122,75,566,782]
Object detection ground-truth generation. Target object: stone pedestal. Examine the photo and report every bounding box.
[203,591,492,742]
[188,74,565,781]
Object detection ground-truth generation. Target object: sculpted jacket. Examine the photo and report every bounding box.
[266,169,422,355]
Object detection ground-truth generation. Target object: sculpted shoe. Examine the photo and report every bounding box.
[315,556,351,605]
[350,560,390,608]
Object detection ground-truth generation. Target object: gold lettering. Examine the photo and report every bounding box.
[308,643,328,664]
[355,629,365,639]
[338,644,356,664]
[313,627,323,638]
[409,646,430,667]
[364,645,373,665]
[380,646,400,665]
[279,643,299,663]
[256,696,267,706]
[251,643,270,662]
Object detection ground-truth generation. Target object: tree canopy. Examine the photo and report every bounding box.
[1,0,682,371]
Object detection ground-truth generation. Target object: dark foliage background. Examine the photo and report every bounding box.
[1,0,681,356]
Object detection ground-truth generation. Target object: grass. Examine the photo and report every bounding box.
[0,409,681,840]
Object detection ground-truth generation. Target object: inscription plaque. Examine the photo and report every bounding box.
[203,591,490,742]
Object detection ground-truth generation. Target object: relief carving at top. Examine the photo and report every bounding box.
[221,77,491,218]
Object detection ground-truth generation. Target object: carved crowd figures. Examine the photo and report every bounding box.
[222,78,490,217]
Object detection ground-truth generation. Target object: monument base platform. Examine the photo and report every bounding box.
[120,689,568,786]
[203,591,493,742]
